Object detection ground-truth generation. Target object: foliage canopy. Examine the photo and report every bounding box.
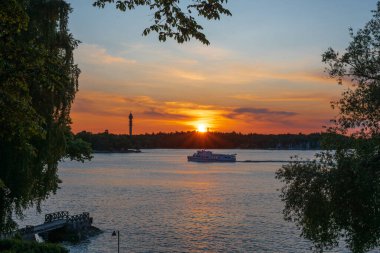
[276,2,380,252]
[0,0,91,233]
[92,0,232,45]
[0,239,68,253]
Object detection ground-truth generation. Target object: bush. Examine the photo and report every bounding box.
[0,239,68,253]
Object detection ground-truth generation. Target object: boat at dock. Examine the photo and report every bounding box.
[187,150,236,162]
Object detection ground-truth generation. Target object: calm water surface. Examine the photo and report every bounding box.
[20,150,354,252]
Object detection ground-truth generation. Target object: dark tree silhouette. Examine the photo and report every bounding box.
[0,0,92,233]
[93,0,231,45]
[76,131,324,150]
[277,2,380,252]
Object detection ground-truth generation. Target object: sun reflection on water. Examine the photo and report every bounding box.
[18,150,324,252]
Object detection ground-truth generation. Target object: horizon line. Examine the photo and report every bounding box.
[75,130,327,136]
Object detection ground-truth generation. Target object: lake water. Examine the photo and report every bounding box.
[19,149,354,252]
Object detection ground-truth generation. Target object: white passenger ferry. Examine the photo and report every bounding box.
[187,150,237,162]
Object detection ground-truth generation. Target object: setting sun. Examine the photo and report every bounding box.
[197,124,207,133]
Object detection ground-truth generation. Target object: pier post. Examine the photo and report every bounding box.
[112,230,120,253]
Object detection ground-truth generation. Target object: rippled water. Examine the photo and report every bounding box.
[19,149,353,252]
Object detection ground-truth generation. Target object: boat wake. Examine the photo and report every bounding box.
[237,160,308,163]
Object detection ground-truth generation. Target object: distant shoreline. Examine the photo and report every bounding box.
[93,149,141,153]
[92,148,323,153]
[77,131,347,151]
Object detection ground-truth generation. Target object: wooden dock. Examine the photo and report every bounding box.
[2,211,93,241]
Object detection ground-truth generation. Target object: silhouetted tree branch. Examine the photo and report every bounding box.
[277,2,380,252]
[92,0,232,45]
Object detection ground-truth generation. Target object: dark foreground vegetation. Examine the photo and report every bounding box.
[276,2,380,252]
[76,131,336,151]
[0,239,68,253]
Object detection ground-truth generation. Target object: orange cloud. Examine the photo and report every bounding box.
[70,42,343,134]
[75,44,137,65]
[70,90,336,134]
[230,92,333,103]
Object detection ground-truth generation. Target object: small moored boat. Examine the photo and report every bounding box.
[187,150,236,162]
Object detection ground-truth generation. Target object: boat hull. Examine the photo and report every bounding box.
[187,154,236,163]
[187,156,236,163]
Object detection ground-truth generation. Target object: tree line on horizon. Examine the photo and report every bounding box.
[75,131,343,150]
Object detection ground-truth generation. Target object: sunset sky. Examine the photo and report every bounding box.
[67,0,377,134]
